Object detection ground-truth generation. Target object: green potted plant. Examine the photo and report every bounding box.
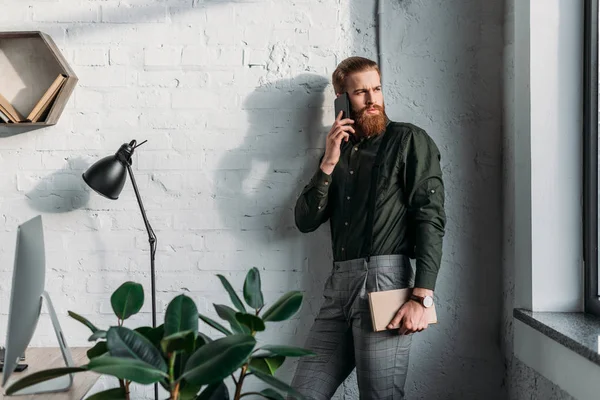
[5,267,313,400]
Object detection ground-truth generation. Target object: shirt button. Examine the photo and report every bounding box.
[341,247,345,251]
[354,147,358,151]
[347,196,351,200]
[318,206,322,210]
[430,189,435,193]
[344,222,349,226]
[350,170,354,175]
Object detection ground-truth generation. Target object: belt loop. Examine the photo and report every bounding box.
[366,255,371,263]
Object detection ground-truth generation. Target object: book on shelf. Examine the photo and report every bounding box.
[0,108,10,123]
[0,73,67,124]
[27,74,67,123]
[0,92,25,123]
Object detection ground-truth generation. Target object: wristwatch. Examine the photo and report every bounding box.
[409,294,434,308]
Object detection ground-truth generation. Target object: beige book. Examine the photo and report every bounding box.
[0,108,11,123]
[0,92,25,122]
[368,288,438,332]
[27,74,67,122]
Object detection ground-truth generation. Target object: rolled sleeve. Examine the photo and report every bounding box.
[404,130,446,290]
[294,166,332,233]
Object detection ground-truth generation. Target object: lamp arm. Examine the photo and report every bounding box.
[126,165,158,329]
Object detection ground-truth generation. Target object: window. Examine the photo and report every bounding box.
[584,0,600,316]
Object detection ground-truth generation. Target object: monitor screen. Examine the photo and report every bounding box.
[2,215,45,386]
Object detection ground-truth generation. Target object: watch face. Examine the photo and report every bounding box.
[423,296,434,308]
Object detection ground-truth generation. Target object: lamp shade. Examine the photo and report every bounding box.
[82,155,127,200]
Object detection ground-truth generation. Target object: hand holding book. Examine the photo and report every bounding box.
[368,288,437,332]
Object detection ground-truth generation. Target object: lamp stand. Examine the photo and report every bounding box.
[126,164,157,328]
[126,164,158,400]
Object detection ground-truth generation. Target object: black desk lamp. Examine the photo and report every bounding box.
[82,140,157,329]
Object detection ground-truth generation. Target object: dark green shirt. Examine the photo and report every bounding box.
[294,121,446,290]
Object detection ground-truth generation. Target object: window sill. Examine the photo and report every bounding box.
[513,308,600,400]
[514,308,600,366]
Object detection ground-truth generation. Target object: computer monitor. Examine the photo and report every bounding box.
[1,215,74,395]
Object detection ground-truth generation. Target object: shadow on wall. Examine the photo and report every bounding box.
[24,159,114,313]
[214,72,335,337]
[0,126,45,137]
[25,157,90,213]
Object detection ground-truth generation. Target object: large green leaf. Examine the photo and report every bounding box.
[180,334,256,386]
[178,381,203,400]
[106,327,167,372]
[249,356,285,375]
[235,312,265,332]
[262,291,303,322]
[110,281,144,320]
[161,330,196,354]
[259,345,315,357]
[199,313,232,336]
[259,388,285,400]
[174,351,192,385]
[243,267,264,309]
[68,311,99,333]
[197,331,213,344]
[86,387,128,400]
[135,324,164,349]
[196,381,230,400]
[5,367,86,395]
[215,304,250,334]
[134,326,152,337]
[88,330,107,342]
[165,294,199,336]
[87,341,108,359]
[249,367,307,400]
[87,356,168,384]
[217,274,246,313]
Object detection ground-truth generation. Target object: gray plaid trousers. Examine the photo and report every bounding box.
[290,255,415,400]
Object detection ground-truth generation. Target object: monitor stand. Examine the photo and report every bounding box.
[5,291,75,396]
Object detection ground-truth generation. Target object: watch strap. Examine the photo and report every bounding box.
[409,294,424,305]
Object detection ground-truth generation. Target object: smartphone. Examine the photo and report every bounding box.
[334,92,351,120]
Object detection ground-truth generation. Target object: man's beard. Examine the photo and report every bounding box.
[353,104,387,137]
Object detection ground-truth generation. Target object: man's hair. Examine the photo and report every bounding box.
[332,56,380,94]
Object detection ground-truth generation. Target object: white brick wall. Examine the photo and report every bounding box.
[0,0,507,399]
[0,0,346,398]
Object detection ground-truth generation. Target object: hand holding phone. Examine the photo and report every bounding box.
[334,92,351,120]
[320,95,355,174]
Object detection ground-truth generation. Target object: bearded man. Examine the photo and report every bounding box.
[291,56,446,399]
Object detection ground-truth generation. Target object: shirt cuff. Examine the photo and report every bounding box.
[414,270,438,291]
[309,167,332,196]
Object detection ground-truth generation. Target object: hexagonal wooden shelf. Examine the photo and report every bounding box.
[0,31,77,126]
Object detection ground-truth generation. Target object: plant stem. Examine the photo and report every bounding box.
[171,382,180,400]
[233,364,248,400]
[169,353,176,381]
[119,379,130,400]
[168,352,177,397]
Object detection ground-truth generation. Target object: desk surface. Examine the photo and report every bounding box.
[1,347,99,400]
